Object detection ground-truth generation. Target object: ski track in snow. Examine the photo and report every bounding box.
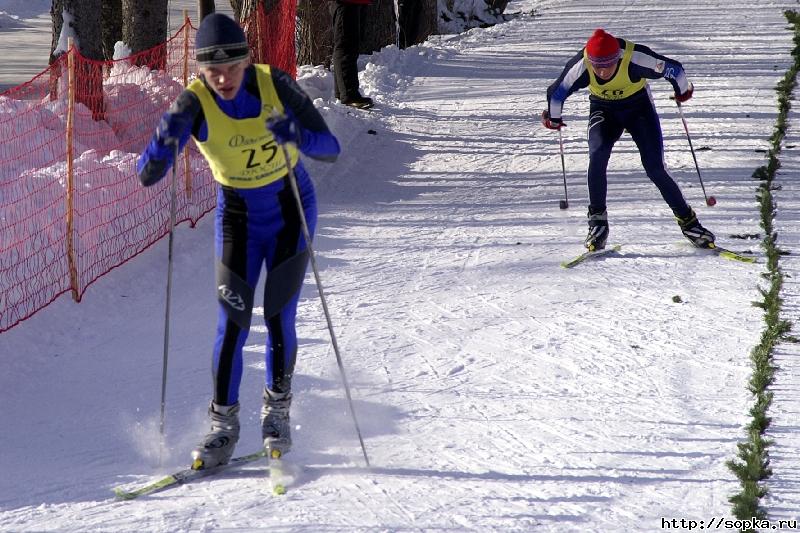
[2,0,800,531]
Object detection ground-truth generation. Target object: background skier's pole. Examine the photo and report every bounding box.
[159,141,180,464]
[673,99,716,206]
[273,121,370,467]
[557,127,569,209]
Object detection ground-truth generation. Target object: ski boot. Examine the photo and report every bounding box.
[261,388,292,457]
[676,209,715,248]
[191,402,240,470]
[341,95,374,109]
[585,207,609,251]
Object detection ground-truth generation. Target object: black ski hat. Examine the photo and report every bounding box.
[195,13,249,66]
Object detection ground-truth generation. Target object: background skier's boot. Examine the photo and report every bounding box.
[676,209,715,248]
[585,207,609,251]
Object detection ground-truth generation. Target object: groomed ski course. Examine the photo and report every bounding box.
[2,0,800,530]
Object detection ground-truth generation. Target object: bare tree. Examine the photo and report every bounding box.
[297,0,332,67]
[121,0,168,53]
[50,0,105,118]
[198,0,216,21]
[397,0,436,48]
[50,0,65,66]
[417,0,438,43]
[101,0,123,60]
[360,1,395,54]
[229,0,279,20]
[50,0,104,63]
[296,1,393,69]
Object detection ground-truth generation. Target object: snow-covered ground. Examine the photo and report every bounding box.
[2,0,800,531]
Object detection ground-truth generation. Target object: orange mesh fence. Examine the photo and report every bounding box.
[64,28,217,306]
[242,0,297,78]
[0,21,211,333]
[0,13,296,333]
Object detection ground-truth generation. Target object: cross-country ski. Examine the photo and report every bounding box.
[113,450,267,500]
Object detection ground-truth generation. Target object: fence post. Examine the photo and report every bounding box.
[66,37,80,302]
[256,3,263,64]
[182,10,192,199]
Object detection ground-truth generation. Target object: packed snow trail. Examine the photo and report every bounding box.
[2,1,799,531]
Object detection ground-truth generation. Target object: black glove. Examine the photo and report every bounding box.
[267,112,302,145]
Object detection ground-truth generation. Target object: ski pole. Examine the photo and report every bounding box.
[159,141,180,465]
[673,98,716,206]
[557,127,569,209]
[271,115,371,467]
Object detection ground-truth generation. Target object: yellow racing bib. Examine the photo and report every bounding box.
[584,40,647,100]
[187,64,300,188]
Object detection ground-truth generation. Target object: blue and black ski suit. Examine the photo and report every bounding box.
[138,64,340,405]
[546,38,694,217]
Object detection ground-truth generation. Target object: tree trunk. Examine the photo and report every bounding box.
[198,0,216,22]
[297,0,332,67]
[397,0,437,47]
[417,0,438,42]
[50,0,103,62]
[361,0,396,54]
[102,0,123,60]
[121,0,168,62]
[49,0,65,102]
[50,0,105,119]
[229,0,278,21]
[50,0,64,65]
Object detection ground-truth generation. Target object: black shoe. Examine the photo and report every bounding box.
[342,95,374,109]
[585,208,608,251]
[676,209,715,248]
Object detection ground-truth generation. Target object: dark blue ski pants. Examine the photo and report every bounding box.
[586,91,690,217]
[212,163,317,406]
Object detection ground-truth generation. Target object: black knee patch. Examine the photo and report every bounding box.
[263,250,310,319]
[216,261,255,330]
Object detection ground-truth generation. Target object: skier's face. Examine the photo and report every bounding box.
[591,61,618,81]
[200,58,249,100]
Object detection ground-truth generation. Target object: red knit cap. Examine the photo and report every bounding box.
[586,29,620,67]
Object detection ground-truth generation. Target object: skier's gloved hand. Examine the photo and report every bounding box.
[675,82,694,103]
[267,113,302,146]
[541,109,564,130]
[156,112,190,147]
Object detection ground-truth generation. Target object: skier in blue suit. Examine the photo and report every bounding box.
[138,13,340,468]
[542,28,715,251]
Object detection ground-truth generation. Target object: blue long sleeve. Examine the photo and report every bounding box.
[137,66,339,187]
[137,91,200,187]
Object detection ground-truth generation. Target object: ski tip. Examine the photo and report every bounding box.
[719,251,758,263]
[708,243,758,263]
[560,244,622,268]
[272,484,287,495]
[112,488,136,501]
